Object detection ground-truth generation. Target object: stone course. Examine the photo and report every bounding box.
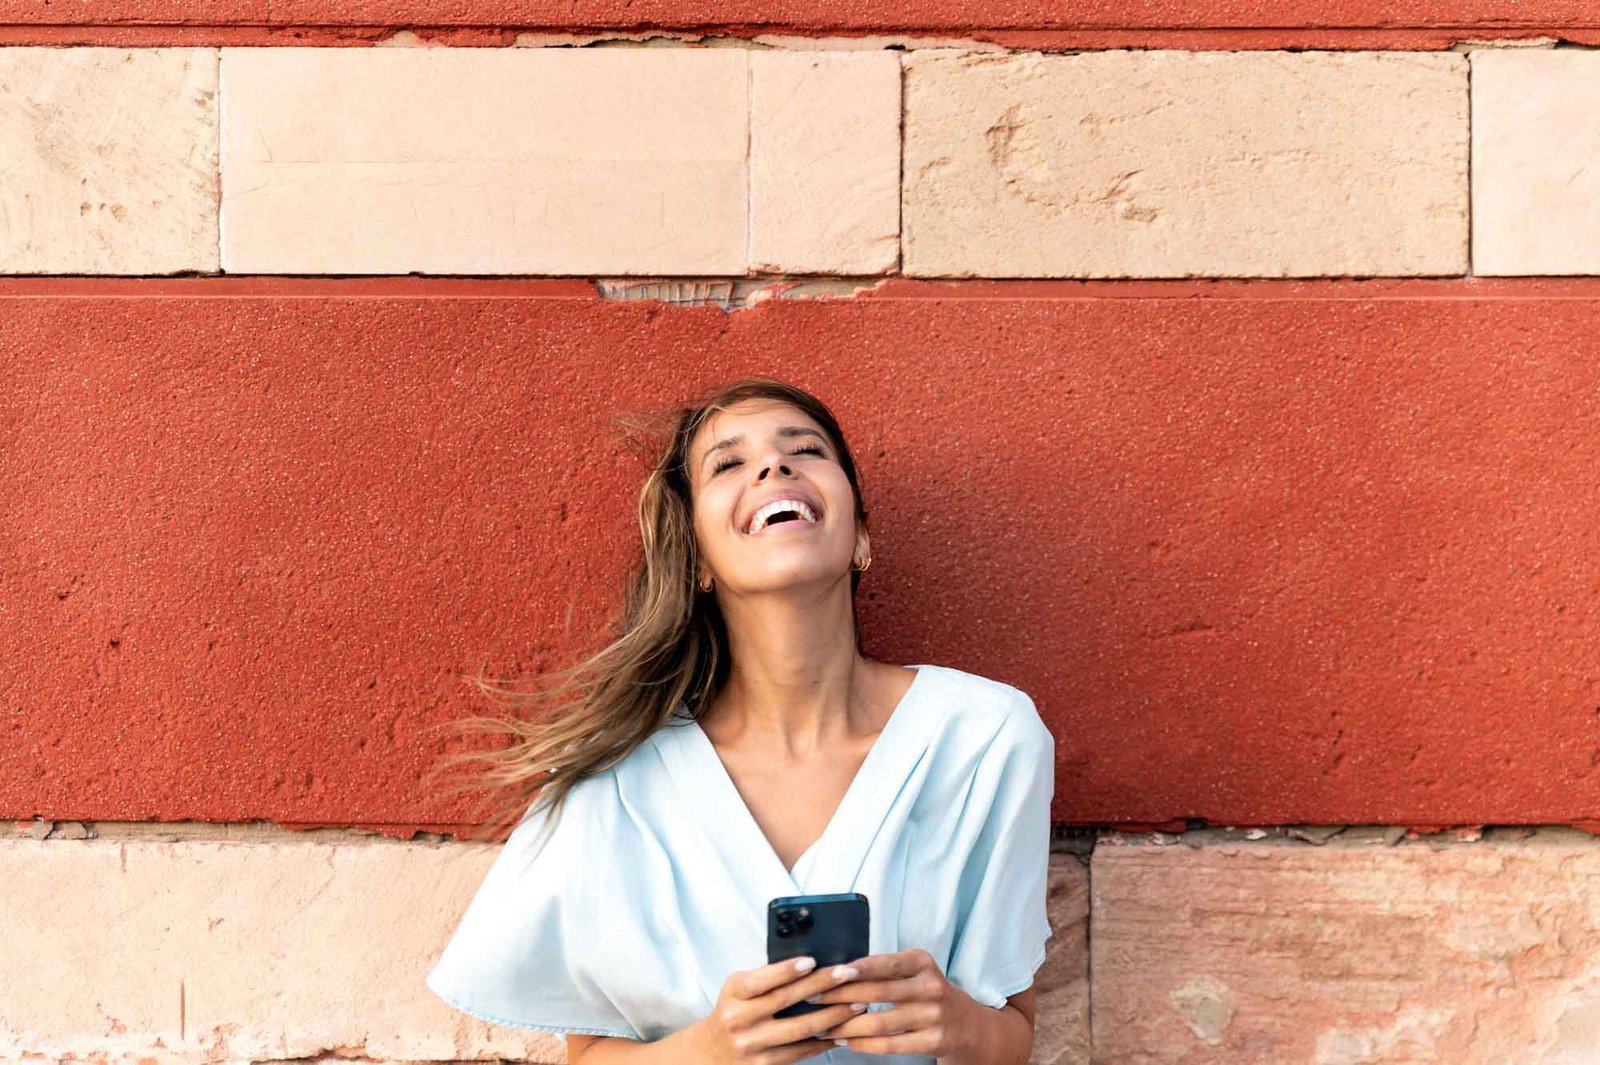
[0,44,1534,278]
[19,828,1600,1062]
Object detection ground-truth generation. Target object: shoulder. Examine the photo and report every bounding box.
[917,663,1052,750]
[508,756,621,855]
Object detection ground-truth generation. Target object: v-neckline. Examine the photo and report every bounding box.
[656,664,936,902]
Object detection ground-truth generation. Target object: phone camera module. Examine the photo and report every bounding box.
[774,906,814,938]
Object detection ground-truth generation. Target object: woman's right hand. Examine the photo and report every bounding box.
[688,955,869,1063]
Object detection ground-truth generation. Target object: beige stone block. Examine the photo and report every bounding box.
[903,49,1468,278]
[749,51,901,275]
[220,48,747,275]
[0,837,558,1063]
[1472,50,1600,275]
[0,47,218,274]
[1090,838,1600,1063]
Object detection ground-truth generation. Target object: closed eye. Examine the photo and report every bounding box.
[712,443,826,475]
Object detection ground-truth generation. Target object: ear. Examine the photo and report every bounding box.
[855,524,870,561]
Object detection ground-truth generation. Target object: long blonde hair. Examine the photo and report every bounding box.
[423,377,870,849]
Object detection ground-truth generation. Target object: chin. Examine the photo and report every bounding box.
[740,564,842,591]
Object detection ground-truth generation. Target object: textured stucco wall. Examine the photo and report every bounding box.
[4,279,1598,832]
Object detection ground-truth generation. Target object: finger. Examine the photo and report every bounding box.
[744,1002,858,1050]
[807,972,931,1007]
[724,961,861,1033]
[828,948,923,986]
[747,1008,859,1059]
[772,1037,846,1064]
[766,960,866,1014]
[831,1031,939,1058]
[818,1001,934,1040]
[738,956,822,999]
[826,1006,942,1058]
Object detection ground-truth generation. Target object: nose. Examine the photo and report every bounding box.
[756,449,795,480]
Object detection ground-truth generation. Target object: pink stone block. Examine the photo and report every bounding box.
[1092,837,1600,1063]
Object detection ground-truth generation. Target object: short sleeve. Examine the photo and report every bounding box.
[424,789,642,1041]
[944,692,1056,1009]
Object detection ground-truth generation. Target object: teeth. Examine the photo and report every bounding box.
[750,498,819,534]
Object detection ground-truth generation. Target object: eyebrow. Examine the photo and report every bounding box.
[699,425,829,471]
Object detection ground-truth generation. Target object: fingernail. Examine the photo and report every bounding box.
[804,994,823,1004]
[835,1039,849,1046]
[830,965,858,980]
[794,957,816,972]
[850,1003,868,1013]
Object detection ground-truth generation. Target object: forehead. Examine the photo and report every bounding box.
[689,399,824,453]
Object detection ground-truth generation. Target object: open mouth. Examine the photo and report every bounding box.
[747,499,821,534]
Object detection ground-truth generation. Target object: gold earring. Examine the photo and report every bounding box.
[853,556,872,573]
[699,574,714,592]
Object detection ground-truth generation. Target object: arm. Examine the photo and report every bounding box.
[563,1033,608,1063]
[565,1031,673,1064]
[941,984,1036,1065]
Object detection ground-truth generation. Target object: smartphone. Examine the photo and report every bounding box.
[766,892,870,1019]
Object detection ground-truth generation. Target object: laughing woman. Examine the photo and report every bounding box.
[425,377,1056,1065]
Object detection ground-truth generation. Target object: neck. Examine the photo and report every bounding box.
[706,585,868,755]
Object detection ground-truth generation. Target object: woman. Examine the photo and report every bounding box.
[425,378,1055,1064]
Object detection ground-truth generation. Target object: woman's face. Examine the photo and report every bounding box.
[686,398,867,597]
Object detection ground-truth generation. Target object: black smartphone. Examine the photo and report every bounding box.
[766,892,871,1019]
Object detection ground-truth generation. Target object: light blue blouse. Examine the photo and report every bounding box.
[426,663,1056,1064]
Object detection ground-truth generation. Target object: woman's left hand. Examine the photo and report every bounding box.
[803,948,976,1058]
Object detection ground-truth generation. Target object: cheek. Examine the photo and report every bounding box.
[820,472,857,516]
[691,487,738,541]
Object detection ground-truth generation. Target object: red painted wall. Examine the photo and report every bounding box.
[3,279,1597,835]
[3,2,1598,48]
[3,0,1599,29]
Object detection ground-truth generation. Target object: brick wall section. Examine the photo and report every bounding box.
[5,18,1600,1065]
